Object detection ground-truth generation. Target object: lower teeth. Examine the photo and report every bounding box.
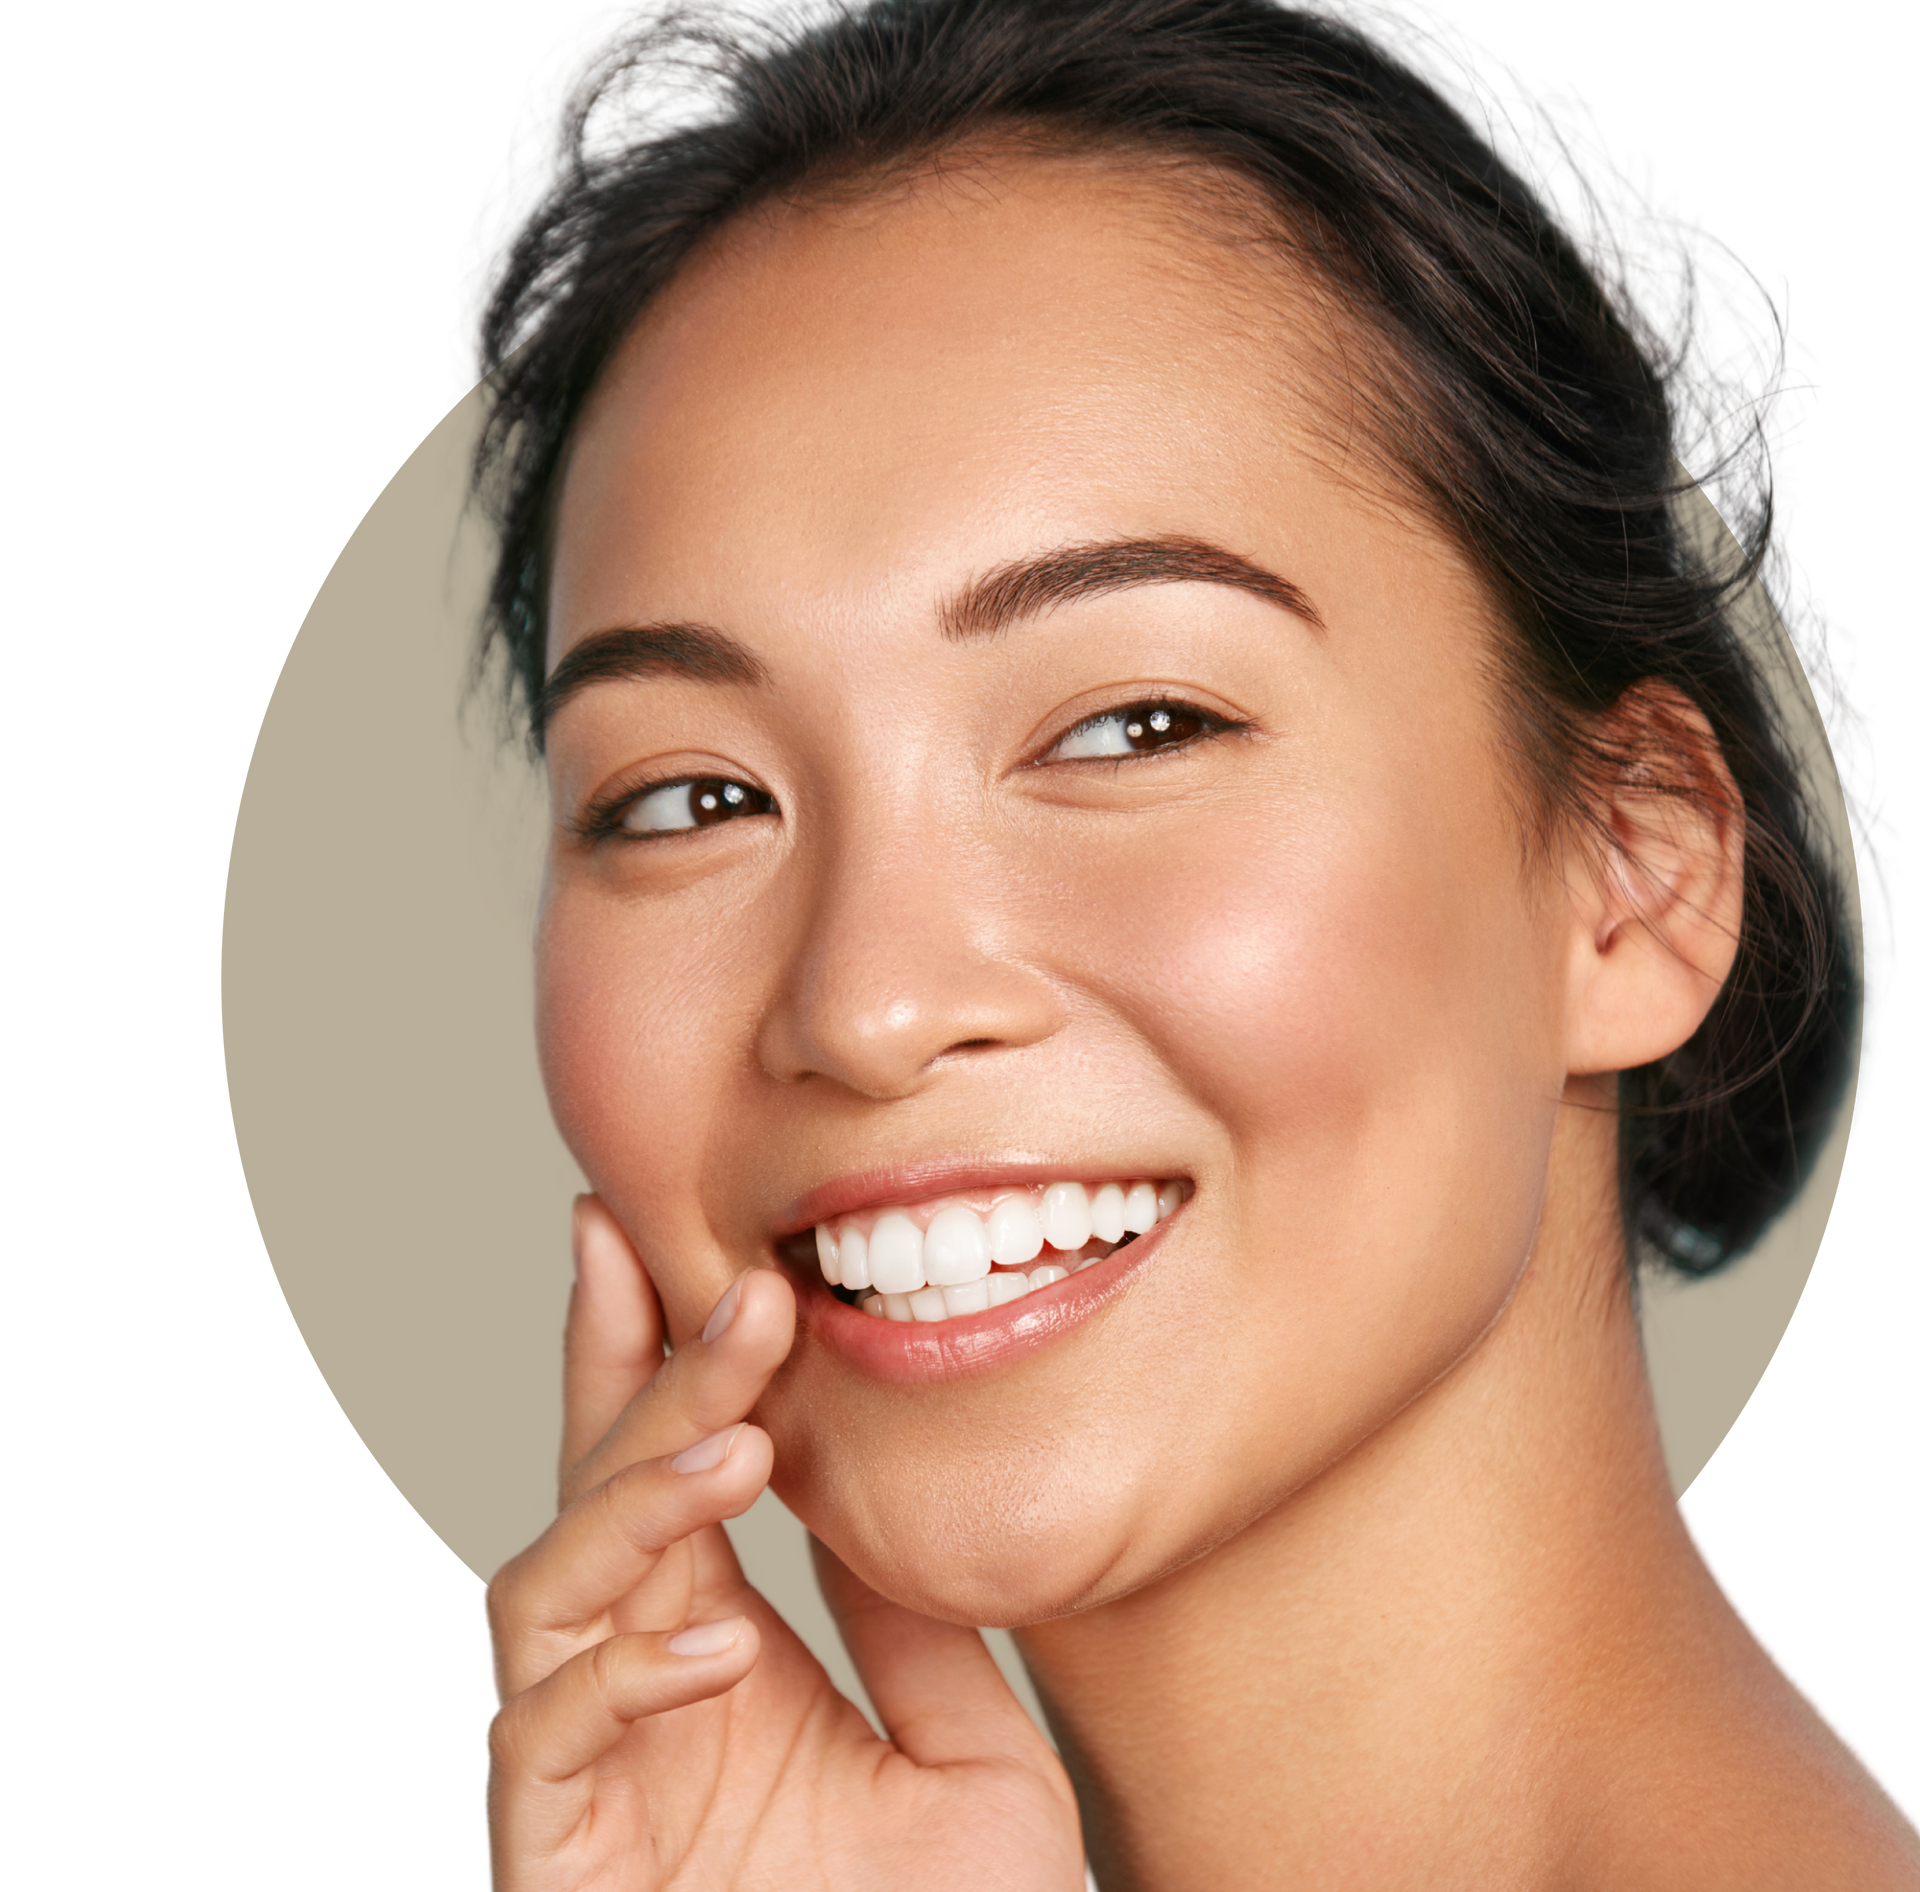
[850,1241,1124,1322]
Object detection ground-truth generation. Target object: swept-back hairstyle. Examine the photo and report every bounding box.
[473,0,1858,1275]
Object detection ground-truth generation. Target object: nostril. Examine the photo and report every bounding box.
[755,931,1068,1094]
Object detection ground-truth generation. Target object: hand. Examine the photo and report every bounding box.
[485,1195,1087,1890]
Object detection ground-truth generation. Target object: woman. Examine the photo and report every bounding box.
[470,1,1907,1884]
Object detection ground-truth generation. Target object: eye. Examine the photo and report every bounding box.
[1046,699,1225,762]
[617,776,775,835]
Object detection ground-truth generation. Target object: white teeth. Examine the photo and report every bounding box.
[1040,1181,1093,1252]
[923,1205,991,1284]
[986,1193,1045,1267]
[854,1255,1101,1323]
[868,1211,926,1294]
[825,1174,1189,1320]
[940,1279,992,1317]
[1089,1181,1127,1244]
[839,1224,871,1291]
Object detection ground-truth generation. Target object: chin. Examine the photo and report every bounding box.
[828,1505,1141,1628]
[770,1401,1213,1627]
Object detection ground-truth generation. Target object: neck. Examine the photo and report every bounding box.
[1015,1102,1732,1890]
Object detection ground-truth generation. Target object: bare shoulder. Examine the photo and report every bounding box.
[1574,1657,1920,1891]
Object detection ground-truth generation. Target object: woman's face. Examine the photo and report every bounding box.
[537,155,1576,1624]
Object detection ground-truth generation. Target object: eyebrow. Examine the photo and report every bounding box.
[539,621,769,730]
[940,535,1324,640]
[540,535,1320,727]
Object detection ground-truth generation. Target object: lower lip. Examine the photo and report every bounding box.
[785,1213,1175,1382]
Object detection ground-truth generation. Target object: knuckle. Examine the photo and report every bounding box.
[587,1633,637,1709]
[485,1556,529,1633]
[593,1466,672,1558]
[487,1702,529,1775]
[586,1634,620,1690]
[484,1572,515,1635]
[688,1392,742,1440]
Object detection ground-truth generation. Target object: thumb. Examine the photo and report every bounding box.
[811,1537,1057,1772]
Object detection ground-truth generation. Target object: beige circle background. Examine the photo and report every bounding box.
[224,384,1857,1729]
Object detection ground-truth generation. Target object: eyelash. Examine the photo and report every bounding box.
[573,775,777,842]
[575,696,1240,842]
[1041,696,1246,765]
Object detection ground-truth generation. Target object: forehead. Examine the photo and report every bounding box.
[548,151,1399,662]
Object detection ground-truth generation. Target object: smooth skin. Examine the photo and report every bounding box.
[487,151,1920,1888]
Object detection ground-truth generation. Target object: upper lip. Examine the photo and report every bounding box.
[776,1157,1184,1237]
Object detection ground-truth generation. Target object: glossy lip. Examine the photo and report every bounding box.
[777,1157,1181,1237]
[781,1202,1179,1383]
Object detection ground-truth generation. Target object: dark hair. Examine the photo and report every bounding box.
[472,0,1858,1276]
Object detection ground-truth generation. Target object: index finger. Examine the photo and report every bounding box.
[560,1195,666,1483]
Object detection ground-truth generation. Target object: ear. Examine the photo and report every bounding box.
[1561,682,1746,1077]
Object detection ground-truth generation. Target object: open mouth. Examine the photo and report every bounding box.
[779,1177,1188,1325]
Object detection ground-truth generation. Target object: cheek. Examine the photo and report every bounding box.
[535,883,764,1322]
[1062,774,1563,1409]
[1076,776,1552,1133]
[538,891,671,1181]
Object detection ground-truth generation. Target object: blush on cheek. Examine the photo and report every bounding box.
[1095,781,1555,1362]
[534,895,741,1253]
[1087,804,1433,1134]
[534,911,634,1189]
[535,881,804,1350]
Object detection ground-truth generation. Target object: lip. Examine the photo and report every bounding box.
[782,1202,1178,1382]
[777,1157,1177,1237]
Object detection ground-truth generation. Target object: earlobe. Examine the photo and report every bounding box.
[1561,684,1746,1077]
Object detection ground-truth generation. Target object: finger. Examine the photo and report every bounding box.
[490,1424,772,1693]
[564,1266,795,1505]
[812,1538,1057,1772]
[561,1195,666,1479]
[488,1616,760,1861]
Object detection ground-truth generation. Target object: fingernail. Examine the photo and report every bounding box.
[702,1275,745,1344]
[668,1615,746,1658]
[671,1424,743,1474]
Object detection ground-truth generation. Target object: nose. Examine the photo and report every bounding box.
[755,816,1067,1098]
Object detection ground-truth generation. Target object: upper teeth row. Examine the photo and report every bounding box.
[815,1178,1184,1295]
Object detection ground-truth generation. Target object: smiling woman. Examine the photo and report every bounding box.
[458,2,1908,1887]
